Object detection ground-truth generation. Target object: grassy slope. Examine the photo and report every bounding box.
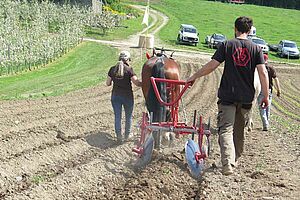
[0,42,118,100]
[2,1,299,100]
[85,14,144,41]
[146,0,300,63]
[0,4,147,100]
[0,42,145,100]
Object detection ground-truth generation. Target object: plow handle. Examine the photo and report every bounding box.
[150,77,192,106]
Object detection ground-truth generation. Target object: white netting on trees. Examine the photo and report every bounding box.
[0,0,123,75]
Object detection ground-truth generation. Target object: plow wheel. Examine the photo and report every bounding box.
[134,112,155,168]
[135,134,154,168]
[185,139,205,179]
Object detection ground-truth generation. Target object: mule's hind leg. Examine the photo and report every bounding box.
[153,130,161,149]
[161,132,169,146]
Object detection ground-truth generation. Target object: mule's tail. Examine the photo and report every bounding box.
[146,61,166,149]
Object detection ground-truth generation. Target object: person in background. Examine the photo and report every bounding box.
[187,16,269,175]
[257,54,281,131]
[106,51,142,144]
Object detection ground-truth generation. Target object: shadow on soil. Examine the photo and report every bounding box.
[85,131,118,150]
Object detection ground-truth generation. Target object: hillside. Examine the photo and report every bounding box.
[143,0,300,63]
[0,1,299,199]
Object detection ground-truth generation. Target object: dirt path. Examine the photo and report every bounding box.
[1,5,300,200]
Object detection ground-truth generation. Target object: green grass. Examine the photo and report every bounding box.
[0,41,146,100]
[31,175,45,184]
[126,0,300,64]
[3,0,300,100]
[85,13,145,41]
[0,42,118,100]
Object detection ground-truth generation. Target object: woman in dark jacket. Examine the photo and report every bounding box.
[106,51,142,143]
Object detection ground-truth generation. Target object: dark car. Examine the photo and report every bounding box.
[208,33,227,48]
[268,44,278,52]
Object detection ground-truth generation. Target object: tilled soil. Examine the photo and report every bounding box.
[1,4,300,200]
[0,57,299,199]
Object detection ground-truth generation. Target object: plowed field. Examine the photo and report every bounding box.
[1,54,299,199]
[1,4,300,200]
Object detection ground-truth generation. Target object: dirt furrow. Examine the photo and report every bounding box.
[0,42,299,199]
[272,99,300,121]
[0,104,115,137]
[197,115,300,200]
[0,86,108,113]
[97,62,223,199]
[6,140,139,200]
[0,139,91,196]
[279,77,300,100]
[184,66,222,125]
[0,128,59,161]
[102,151,201,199]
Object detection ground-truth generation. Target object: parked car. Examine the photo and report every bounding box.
[268,44,278,52]
[249,37,269,54]
[227,0,245,3]
[277,40,300,59]
[221,0,245,3]
[204,35,210,44]
[206,33,227,48]
[177,24,199,46]
[248,26,256,37]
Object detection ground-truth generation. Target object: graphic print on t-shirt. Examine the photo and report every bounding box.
[232,47,251,67]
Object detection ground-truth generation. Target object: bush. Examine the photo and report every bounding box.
[106,1,140,17]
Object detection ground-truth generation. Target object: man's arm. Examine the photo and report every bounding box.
[257,64,269,108]
[274,77,281,97]
[187,59,220,82]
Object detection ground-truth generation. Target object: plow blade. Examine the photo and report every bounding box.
[185,139,205,178]
[135,134,154,168]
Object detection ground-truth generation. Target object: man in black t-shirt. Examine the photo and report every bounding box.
[257,54,281,131]
[187,16,269,175]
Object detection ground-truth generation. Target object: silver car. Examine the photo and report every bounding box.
[250,37,269,54]
[277,40,300,59]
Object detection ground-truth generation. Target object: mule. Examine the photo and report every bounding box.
[141,48,181,149]
[245,69,261,131]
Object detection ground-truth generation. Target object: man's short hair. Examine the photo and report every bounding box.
[235,16,253,34]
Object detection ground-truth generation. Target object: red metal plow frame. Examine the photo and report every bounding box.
[133,77,210,164]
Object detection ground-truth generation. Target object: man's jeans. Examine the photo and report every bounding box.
[217,103,251,167]
[111,95,134,139]
[257,89,272,129]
